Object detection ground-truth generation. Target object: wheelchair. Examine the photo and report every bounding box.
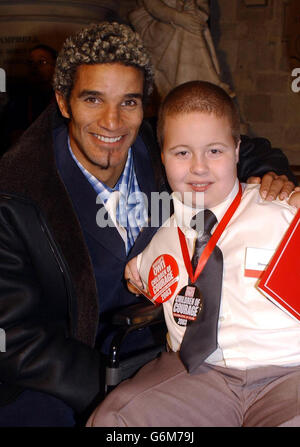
[75,297,167,425]
[103,299,167,394]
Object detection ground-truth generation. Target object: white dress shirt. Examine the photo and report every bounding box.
[137,181,300,369]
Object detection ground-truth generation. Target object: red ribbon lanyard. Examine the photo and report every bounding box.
[178,183,242,283]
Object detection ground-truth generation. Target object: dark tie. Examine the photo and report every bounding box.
[179,209,223,373]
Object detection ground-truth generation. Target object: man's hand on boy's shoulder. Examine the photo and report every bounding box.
[247,171,296,201]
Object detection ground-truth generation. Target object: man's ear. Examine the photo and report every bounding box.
[55,91,70,119]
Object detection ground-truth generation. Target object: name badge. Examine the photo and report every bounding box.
[244,247,275,278]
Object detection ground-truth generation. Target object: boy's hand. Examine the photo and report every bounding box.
[247,172,295,201]
[288,187,300,208]
[125,257,144,294]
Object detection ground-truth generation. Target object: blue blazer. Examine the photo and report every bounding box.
[54,123,162,353]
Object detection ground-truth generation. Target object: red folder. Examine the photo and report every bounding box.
[257,209,300,321]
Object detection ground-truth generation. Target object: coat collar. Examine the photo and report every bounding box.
[54,124,127,261]
[54,122,164,262]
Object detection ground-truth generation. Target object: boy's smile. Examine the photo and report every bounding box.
[162,112,240,208]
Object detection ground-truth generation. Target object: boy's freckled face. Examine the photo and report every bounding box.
[161,112,240,208]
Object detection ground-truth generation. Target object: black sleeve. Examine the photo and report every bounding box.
[139,119,167,191]
[0,204,101,414]
[237,135,298,185]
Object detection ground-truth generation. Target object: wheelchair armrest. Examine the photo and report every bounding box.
[106,301,166,390]
[112,301,164,328]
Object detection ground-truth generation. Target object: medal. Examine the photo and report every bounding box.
[172,285,203,326]
[173,184,242,326]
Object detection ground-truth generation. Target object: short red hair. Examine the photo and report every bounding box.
[157,81,240,148]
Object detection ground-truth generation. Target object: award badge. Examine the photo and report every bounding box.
[172,284,203,327]
[147,254,180,305]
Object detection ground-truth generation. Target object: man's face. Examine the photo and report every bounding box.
[56,63,144,187]
[161,112,240,208]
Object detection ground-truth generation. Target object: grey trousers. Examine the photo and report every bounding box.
[87,352,300,427]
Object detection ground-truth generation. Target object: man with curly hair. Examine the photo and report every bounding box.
[0,21,297,427]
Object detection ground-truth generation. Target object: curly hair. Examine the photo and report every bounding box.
[53,22,154,102]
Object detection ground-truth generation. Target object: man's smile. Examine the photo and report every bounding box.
[90,132,124,144]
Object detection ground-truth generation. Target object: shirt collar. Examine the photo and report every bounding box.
[172,179,240,239]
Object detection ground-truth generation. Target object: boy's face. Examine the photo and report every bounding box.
[161,112,240,208]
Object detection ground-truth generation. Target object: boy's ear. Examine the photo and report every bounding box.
[235,139,241,163]
[55,91,70,119]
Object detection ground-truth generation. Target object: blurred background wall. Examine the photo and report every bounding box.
[0,0,299,166]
